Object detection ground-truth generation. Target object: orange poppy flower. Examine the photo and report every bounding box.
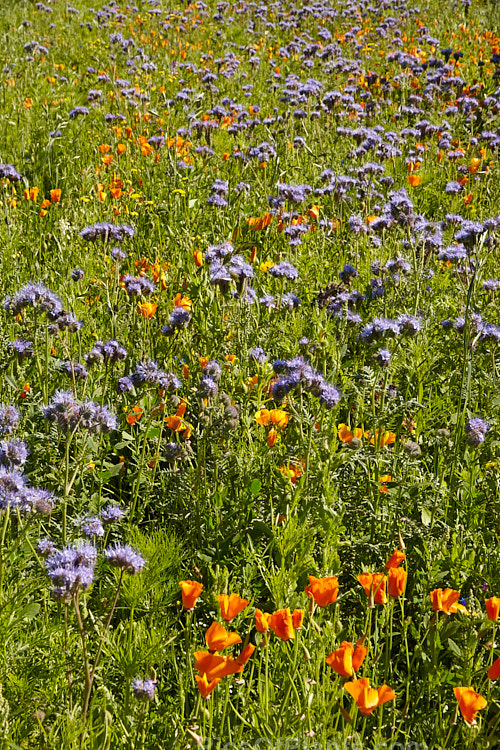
[194,651,226,680]
[205,622,242,652]
[358,573,387,605]
[50,189,61,203]
[306,576,339,607]
[370,430,396,447]
[193,249,204,267]
[430,588,468,614]
[485,597,500,621]
[454,687,486,724]
[269,608,295,641]
[255,408,289,429]
[195,673,221,699]
[173,293,192,311]
[126,404,143,426]
[195,651,243,680]
[267,428,278,447]
[326,641,368,678]
[388,567,407,598]
[137,302,157,318]
[117,143,126,155]
[488,657,500,680]
[217,593,249,622]
[236,643,255,667]
[279,463,303,484]
[378,475,392,493]
[345,678,395,715]
[338,424,363,443]
[20,383,31,399]
[292,609,304,629]
[468,158,481,174]
[385,550,406,569]
[179,580,203,610]
[24,187,40,201]
[407,174,422,187]
[338,423,353,442]
[255,609,271,633]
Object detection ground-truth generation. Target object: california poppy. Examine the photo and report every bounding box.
[195,673,221,699]
[430,588,468,614]
[137,302,157,318]
[255,408,289,429]
[126,404,143,426]
[195,651,243,680]
[488,657,500,680]
[236,643,255,667]
[50,189,61,203]
[485,597,500,621]
[255,609,271,633]
[173,293,192,311]
[217,593,249,622]
[344,678,396,715]
[292,609,304,629]
[205,621,242,652]
[267,428,278,447]
[306,575,339,607]
[179,580,203,610]
[385,550,406,569]
[388,567,407,598]
[269,608,295,641]
[454,687,486,724]
[326,641,368,678]
[407,174,422,187]
[378,475,392,493]
[338,424,363,443]
[358,573,387,606]
[194,651,226,680]
[279,463,303,484]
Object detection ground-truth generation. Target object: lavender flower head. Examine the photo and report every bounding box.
[8,339,33,362]
[0,438,29,469]
[268,261,299,280]
[0,405,19,436]
[105,544,145,574]
[80,515,105,538]
[465,418,489,447]
[101,504,125,523]
[131,677,157,701]
[45,543,97,600]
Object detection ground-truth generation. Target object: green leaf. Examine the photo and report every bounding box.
[421,508,432,526]
[248,479,262,495]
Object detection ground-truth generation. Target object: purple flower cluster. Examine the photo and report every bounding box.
[45,543,97,600]
[198,360,221,399]
[271,356,340,409]
[130,360,180,392]
[80,222,135,243]
[122,275,155,297]
[465,418,489,447]
[44,390,118,434]
[105,544,145,574]
[85,340,127,366]
[162,307,191,336]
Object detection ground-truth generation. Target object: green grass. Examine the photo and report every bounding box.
[0,0,499,747]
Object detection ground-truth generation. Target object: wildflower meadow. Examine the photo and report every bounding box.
[0,0,500,747]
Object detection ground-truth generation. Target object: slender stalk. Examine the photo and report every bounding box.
[82,570,124,722]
